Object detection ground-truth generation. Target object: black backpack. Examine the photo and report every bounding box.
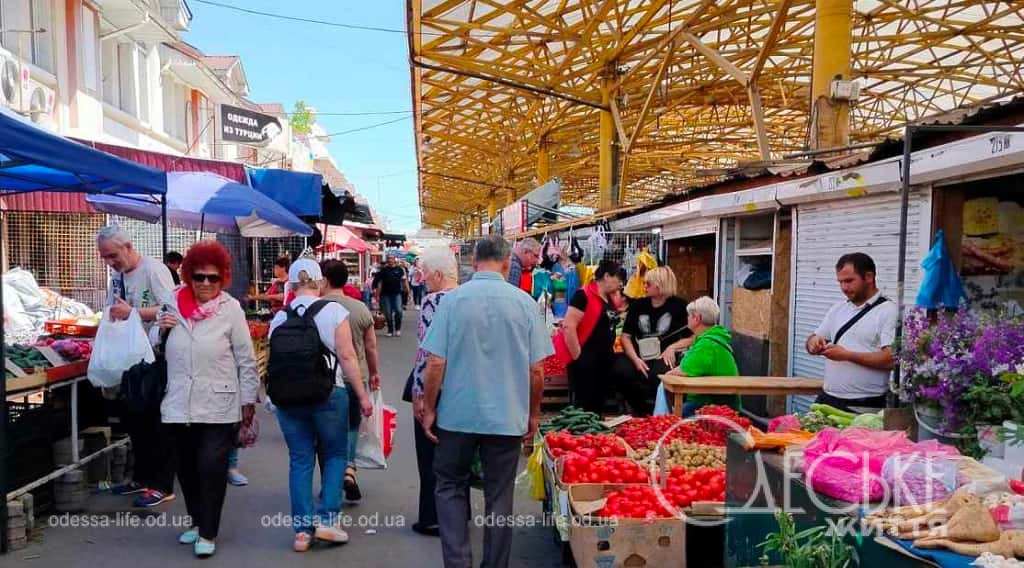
[267,300,337,408]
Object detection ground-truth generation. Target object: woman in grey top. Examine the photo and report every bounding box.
[155,241,259,558]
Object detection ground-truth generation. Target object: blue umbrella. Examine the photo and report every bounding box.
[86,171,312,237]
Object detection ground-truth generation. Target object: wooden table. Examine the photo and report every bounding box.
[658,375,824,416]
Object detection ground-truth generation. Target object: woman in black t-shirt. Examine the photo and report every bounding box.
[561,260,627,413]
[613,267,693,415]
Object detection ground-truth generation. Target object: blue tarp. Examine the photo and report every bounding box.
[0,108,166,195]
[246,167,322,217]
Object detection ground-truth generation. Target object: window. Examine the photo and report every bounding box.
[161,76,187,141]
[80,5,98,91]
[116,42,136,115]
[101,39,118,107]
[0,0,53,72]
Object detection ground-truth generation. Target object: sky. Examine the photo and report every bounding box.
[185,1,421,233]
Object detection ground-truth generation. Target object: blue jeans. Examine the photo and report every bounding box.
[362,287,373,309]
[379,293,403,333]
[227,447,239,469]
[276,387,349,534]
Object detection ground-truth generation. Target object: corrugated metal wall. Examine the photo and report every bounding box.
[788,190,931,414]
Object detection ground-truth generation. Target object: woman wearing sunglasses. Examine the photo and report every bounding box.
[155,240,259,558]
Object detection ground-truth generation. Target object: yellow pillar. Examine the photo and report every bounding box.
[598,76,616,211]
[487,193,497,220]
[537,139,550,186]
[810,0,852,149]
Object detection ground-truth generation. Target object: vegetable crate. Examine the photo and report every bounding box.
[542,355,570,407]
[569,483,686,568]
[44,320,98,338]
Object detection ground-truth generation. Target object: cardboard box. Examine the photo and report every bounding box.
[569,484,686,568]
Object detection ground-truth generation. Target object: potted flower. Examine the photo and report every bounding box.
[899,307,1024,453]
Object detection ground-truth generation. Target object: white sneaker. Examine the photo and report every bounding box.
[386,332,393,337]
[314,525,349,544]
[396,330,402,337]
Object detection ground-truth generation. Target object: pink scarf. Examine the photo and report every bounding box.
[177,286,222,324]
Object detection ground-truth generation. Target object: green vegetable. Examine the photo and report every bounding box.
[809,404,856,421]
[798,410,831,433]
[850,411,884,430]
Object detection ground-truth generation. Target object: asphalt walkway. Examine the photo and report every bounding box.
[7,309,562,567]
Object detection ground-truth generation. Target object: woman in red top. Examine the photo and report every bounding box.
[250,256,290,312]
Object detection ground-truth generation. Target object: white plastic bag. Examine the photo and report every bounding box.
[354,389,396,469]
[87,308,155,388]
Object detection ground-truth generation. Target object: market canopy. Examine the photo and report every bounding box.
[317,225,376,254]
[0,108,166,195]
[86,171,312,237]
[247,167,323,217]
[410,0,1024,231]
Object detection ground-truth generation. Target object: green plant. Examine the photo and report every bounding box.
[758,511,854,568]
[290,100,315,135]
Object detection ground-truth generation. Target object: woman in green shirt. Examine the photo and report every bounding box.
[659,296,741,416]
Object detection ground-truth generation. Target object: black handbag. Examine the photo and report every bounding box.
[118,328,169,415]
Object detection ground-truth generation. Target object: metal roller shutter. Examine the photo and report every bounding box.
[662,217,718,240]
[789,190,931,414]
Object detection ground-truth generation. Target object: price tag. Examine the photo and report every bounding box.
[5,358,27,377]
[35,345,68,367]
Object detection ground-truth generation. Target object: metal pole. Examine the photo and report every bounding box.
[892,125,914,405]
[70,382,79,463]
[161,195,169,256]
[0,210,7,553]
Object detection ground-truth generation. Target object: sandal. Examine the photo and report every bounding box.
[344,467,362,502]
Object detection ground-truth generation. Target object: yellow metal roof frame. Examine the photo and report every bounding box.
[409,0,1024,233]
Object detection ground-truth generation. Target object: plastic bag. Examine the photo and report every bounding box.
[237,415,260,448]
[768,414,803,433]
[87,308,154,388]
[803,428,959,503]
[354,389,397,469]
[527,442,546,501]
[882,453,959,507]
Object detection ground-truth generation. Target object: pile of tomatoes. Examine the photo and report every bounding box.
[561,456,650,484]
[544,432,628,459]
[615,407,753,448]
[662,466,726,508]
[597,486,675,519]
[696,405,752,444]
[615,415,721,447]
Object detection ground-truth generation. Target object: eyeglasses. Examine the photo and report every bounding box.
[191,273,222,283]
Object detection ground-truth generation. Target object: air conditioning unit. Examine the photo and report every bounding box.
[0,54,23,111]
[830,79,861,102]
[26,84,55,125]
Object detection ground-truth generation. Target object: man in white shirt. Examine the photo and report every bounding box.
[806,252,898,411]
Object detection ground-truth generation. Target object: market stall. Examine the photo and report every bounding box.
[0,108,169,553]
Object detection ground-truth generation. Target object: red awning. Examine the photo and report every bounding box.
[317,225,376,253]
[2,141,247,213]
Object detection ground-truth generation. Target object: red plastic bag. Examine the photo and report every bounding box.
[381,402,397,459]
[355,390,396,469]
[802,428,959,503]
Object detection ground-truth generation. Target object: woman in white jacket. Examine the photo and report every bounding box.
[155,240,259,558]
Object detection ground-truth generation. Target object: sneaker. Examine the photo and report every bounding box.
[293,532,312,553]
[178,528,199,545]
[386,332,393,337]
[134,490,175,508]
[227,469,249,487]
[396,330,402,337]
[194,538,216,558]
[111,481,146,495]
[314,525,349,545]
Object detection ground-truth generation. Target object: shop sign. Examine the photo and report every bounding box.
[219,104,284,147]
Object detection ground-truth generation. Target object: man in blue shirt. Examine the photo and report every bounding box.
[420,235,553,568]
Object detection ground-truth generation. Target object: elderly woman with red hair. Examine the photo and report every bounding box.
[154,240,258,558]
